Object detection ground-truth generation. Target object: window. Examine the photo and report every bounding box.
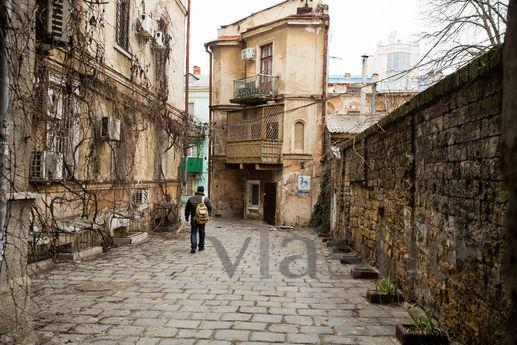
[30,152,43,179]
[188,102,195,116]
[294,121,305,153]
[266,122,279,140]
[387,52,410,72]
[133,189,149,204]
[116,0,130,51]
[247,180,260,209]
[260,44,273,75]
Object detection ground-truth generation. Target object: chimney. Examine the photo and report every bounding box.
[372,73,379,82]
[193,66,201,76]
[297,0,313,14]
[360,55,369,115]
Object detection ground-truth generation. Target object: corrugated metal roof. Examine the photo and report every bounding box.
[328,75,374,84]
[326,114,385,134]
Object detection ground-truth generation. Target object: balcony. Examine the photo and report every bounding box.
[231,74,279,105]
[226,105,283,164]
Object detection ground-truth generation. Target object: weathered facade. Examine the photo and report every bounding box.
[183,67,210,203]
[329,48,509,344]
[1,0,40,340]
[207,0,329,226]
[29,0,187,241]
[327,75,415,117]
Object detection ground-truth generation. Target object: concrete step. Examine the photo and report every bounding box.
[113,232,148,246]
[58,246,103,262]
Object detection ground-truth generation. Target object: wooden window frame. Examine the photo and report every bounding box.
[260,43,273,76]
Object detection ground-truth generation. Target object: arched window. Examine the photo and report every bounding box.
[294,121,305,153]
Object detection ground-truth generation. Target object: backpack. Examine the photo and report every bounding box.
[195,196,210,224]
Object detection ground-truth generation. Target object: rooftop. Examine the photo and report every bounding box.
[328,75,374,84]
[326,114,385,134]
[188,74,209,89]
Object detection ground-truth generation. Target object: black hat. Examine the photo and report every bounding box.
[197,186,204,193]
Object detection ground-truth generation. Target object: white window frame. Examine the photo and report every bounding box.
[247,180,260,210]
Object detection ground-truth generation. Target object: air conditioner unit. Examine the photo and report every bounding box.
[241,47,256,61]
[132,189,149,204]
[154,31,165,49]
[46,0,71,43]
[100,117,121,141]
[30,151,64,181]
[137,13,154,38]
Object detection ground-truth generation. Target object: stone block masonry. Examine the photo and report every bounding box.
[334,47,509,345]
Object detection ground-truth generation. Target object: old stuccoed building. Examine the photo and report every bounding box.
[328,47,510,344]
[3,0,187,340]
[0,0,39,341]
[206,0,329,226]
[27,0,187,249]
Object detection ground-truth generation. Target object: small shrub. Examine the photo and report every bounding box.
[376,275,399,294]
[409,311,444,335]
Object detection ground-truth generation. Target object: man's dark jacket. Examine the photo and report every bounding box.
[185,192,213,222]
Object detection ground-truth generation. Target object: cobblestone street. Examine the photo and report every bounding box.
[32,219,410,345]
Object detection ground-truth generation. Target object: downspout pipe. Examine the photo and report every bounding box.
[0,0,12,273]
[182,0,191,201]
[321,15,329,157]
[204,43,213,199]
[360,55,368,115]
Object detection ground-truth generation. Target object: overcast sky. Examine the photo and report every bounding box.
[189,0,421,76]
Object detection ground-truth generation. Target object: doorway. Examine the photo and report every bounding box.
[264,183,277,225]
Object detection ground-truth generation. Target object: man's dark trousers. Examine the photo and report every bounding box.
[190,219,205,250]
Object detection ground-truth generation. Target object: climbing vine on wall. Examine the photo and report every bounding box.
[309,165,331,232]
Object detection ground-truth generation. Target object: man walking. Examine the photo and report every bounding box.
[185,186,212,253]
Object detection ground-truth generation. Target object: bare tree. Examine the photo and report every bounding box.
[420,0,508,72]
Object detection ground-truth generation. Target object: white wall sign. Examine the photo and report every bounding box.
[297,176,311,196]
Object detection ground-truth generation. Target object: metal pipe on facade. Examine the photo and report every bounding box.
[321,15,329,155]
[371,83,377,116]
[182,0,191,201]
[0,0,11,273]
[204,43,213,199]
[360,54,368,115]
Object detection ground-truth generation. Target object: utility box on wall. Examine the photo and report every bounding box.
[181,157,203,174]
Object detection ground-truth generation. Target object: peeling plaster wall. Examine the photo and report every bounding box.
[217,0,323,37]
[334,48,509,344]
[209,9,327,225]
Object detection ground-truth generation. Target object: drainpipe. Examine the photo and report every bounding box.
[205,43,213,198]
[370,83,377,116]
[360,55,368,115]
[0,0,12,273]
[182,0,191,202]
[321,15,329,156]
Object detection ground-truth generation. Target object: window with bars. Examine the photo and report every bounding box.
[116,0,130,51]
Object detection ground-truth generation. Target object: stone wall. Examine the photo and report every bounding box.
[334,47,509,344]
[502,1,517,343]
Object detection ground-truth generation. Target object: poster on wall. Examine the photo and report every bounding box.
[297,176,311,196]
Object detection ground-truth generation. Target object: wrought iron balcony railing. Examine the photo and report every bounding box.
[232,74,279,104]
